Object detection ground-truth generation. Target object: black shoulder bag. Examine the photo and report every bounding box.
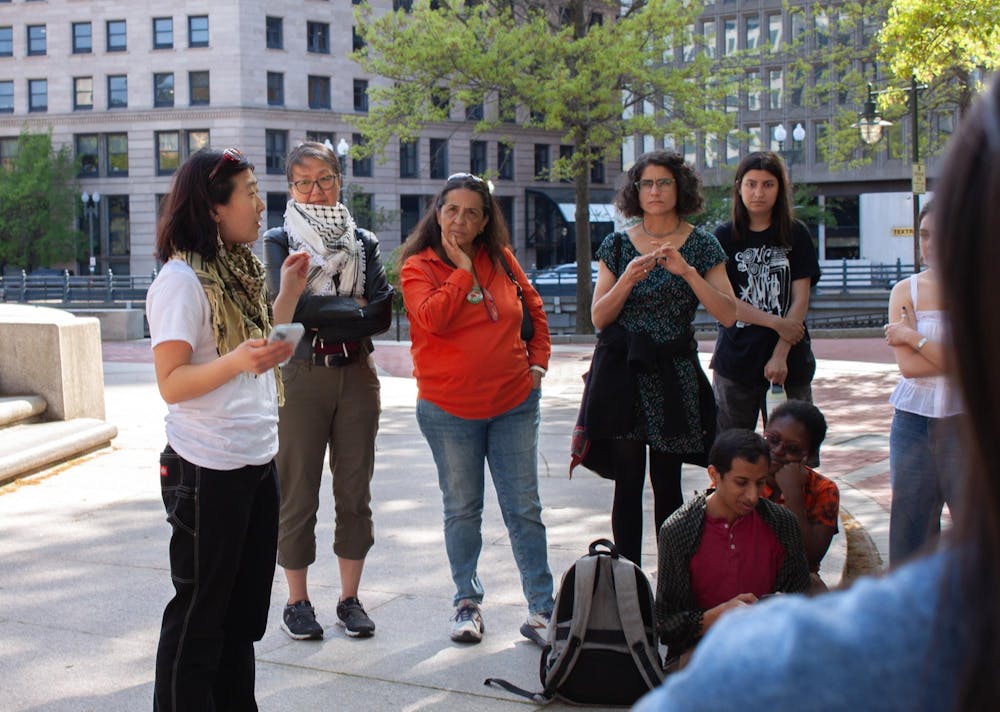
[498,252,535,342]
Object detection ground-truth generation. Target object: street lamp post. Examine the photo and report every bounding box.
[336,137,350,205]
[773,123,806,181]
[80,191,100,275]
[855,78,926,274]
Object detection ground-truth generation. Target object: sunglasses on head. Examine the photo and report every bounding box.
[208,147,247,183]
[447,172,485,183]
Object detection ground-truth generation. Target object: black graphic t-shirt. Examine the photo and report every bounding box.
[710,220,821,387]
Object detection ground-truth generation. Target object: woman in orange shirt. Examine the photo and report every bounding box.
[399,173,554,647]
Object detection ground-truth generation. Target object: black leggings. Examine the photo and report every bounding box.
[610,440,684,567]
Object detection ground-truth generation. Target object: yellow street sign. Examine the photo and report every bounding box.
[912,162,926,194]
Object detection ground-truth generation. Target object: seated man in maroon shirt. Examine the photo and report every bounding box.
[654,429,810,665]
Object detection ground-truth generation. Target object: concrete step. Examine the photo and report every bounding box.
[0,395,47,427]
[0,418,118,485]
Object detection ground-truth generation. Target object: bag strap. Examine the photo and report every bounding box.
[498,251,526,304]
[610,558,665,690]
[540,554,598,694]
[483,677,553,704]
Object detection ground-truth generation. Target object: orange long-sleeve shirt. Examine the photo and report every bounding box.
[401,246,551,419]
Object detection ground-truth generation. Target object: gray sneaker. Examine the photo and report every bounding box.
[450,600,484,643]
[519,610,551,647]
[281,600,324,640]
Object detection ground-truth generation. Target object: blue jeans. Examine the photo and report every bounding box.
[417,389,554,615]
[889,409,963,566]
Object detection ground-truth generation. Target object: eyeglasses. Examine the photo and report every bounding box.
[481,285,499,322]
[763,432,808,461]
[635,178,676,193]
[290,174,338,195]
[208,147,247,183]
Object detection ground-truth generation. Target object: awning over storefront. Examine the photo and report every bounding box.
[557,203,619,223]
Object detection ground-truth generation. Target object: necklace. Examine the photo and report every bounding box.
[467,287,484,304]
[640,219,681,240]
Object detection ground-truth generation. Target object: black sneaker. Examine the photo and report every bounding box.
[336,597,376,638]
[281,600,323,640]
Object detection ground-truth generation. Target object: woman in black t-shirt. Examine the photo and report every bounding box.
[709,152,821,433]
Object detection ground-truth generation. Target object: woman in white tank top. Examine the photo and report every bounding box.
[884,201,962,566]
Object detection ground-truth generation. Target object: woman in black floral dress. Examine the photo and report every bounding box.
[591,150,738,566]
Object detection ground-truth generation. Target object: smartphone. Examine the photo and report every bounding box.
[267,322,305,366]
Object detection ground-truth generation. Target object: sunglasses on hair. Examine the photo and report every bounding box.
[447,172,485,183]
[208,147,247,183]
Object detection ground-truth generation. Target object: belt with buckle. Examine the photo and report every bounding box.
[311,338,362,367]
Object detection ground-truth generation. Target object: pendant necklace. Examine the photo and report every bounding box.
[640,219,681,241]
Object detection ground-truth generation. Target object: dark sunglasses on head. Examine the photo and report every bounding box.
[208,147,247,183]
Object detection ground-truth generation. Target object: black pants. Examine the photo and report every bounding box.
[154,446,279,712]
[610,440,683,568]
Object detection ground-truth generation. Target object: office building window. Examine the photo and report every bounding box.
[188,129,209,155]
[27,25,46,55]
[814,120,829,163]
[558,145,573,183]
[814,11,829,48]
[768,124,783,152]
[702,20,716,59]
[353,79,369,112]
[153,17,173,49]
[108,75,127,108]
[465,102,484,121]
[748,125,763,152]
[745,16,760,51]
[267,72,283,106]
[498,143,513,180]
[590,158,605,184]
[0,137,18,170]
[265,130,288,175]
[681,23,695,63]
[74,77,93,110]
[747,70,760,111]
[0,80,12,113]
[724,18,737,55]
[400,195,424,241]
[768,68,783,110]
[352,26,365,52]
[266,16,283,49]
[704,133,718,169]
[106,133,128,176]
[28,78,47,112]
[308,75,331,109]
[533,144,549,179]
[431,86,450,116]
[726,131,740,165]
[306,130,333,145]
[189,71,209,105]
[156,131,179,175]
[767,14,782,52]
[0,27,11,57]
[107,20,126,52]
[72,22,91,53]
[791,12,805,44]
[307,22,329,53]
[470,140,487,175]
[75,134,98,176]
[399,139,418,178]
[352,133,372,177]
[188,16,209,47]
[349,192,374,230]
[393,0,413,11]
[106,195,130,259]
[266,193,286,230]
[154,73,174,108]
[429,138,448,180]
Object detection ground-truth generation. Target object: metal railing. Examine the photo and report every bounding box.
[816,259,915,293]
[0,269,156,305]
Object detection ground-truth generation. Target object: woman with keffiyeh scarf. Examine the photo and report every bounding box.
[263,141,393,642]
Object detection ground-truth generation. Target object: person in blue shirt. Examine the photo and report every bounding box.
[635,73,1000,712]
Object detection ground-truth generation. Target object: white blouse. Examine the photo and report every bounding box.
[888,276,961,418]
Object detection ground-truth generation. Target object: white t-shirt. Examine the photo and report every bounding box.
[146,258,279,470]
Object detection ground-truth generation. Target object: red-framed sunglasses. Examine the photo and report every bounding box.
[208,147,247,183]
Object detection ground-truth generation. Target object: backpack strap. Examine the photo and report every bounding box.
[541,554,598,693]
[482,677,553,704]
[610,557,665,690]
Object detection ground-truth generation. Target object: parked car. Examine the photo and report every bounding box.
[529,262,599,296]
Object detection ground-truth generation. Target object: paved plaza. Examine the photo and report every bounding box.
[0,337,899,711]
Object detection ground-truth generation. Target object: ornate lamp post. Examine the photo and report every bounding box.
[773,123,806,181]
[336,137,350,204]
[855,79,925,274]
[80,191,100,275]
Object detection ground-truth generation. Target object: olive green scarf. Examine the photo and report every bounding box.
[178,244,284,404]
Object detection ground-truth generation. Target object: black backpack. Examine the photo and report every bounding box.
[485,539,664,706]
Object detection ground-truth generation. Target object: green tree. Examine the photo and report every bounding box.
[354,0,736,333]
[0,128,80,273]
[878,0,1000,113]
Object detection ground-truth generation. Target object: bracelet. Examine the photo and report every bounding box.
[914,337,928,352]
[529,365,547,377]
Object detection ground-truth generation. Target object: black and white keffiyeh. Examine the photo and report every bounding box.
[284,200,366,297]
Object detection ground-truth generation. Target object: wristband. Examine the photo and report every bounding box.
[914,337,928,352]
[529,365,547,377]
